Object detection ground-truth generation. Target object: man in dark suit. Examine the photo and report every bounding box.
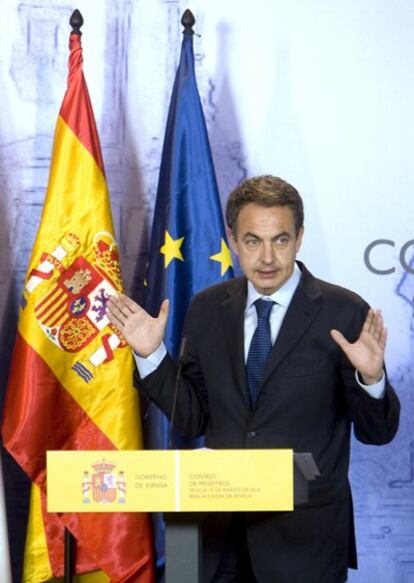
[108,176,400,583]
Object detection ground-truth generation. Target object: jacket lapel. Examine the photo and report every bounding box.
[220,277,250,407]
[261,263,322,385]
[218,265,322,404]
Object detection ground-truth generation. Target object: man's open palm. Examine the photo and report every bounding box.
[330,309,386,385]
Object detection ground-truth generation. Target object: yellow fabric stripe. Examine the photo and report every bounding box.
[30,116,114,249]
[23,485,110,583]
[23,485,53,583]
[21,117,141,580]
[35,288,63,313]
[19,116,141,449]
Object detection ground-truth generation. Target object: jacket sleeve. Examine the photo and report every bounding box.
[134,296,210,438]
[341,301,400,445]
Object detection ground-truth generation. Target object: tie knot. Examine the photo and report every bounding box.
[254,298,274,320]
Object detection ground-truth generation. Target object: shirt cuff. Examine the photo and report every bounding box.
[355,370,386,399]
[134,342,167,379]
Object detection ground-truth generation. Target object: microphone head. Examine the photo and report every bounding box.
[178,335,187,363]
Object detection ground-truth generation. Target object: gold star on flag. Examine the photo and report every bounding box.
[160,230,184,268]
[210,239,233,276]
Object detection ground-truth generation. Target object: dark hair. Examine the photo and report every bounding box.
[226,175,304,236]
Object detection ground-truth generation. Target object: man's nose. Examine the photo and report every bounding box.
[260,242,274,264]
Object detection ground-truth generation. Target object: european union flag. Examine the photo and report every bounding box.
[143,11,234,578]
[145,11,233,381]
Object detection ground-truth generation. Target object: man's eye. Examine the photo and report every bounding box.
[274,237,289,246]
[245,239,260,248]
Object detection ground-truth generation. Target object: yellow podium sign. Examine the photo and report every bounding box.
[47,449,293,512]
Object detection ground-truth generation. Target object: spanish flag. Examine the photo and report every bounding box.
[2,11,154,583]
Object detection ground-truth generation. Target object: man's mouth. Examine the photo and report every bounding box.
[257,269,277,277]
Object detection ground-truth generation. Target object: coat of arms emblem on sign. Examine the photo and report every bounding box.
[82,460,126,504]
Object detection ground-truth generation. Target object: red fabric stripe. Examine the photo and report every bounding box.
[36,294,66,321]
[2,334,115,487]
[28,268,53,280]
[2,335,155,582]
[101,333,114,362]
[40,489,99,576]
[47,311,68,328]
[59,34,105,174]
[35,287,62,311]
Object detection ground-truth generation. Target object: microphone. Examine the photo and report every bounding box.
[168,336,187,449]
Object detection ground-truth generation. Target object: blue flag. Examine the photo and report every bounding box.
[145,21,234,374]
[143,15,234,579]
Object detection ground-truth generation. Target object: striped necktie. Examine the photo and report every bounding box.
[246,298,275,407]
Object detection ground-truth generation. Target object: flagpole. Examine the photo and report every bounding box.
[70,7,84,35]
[64,527,75,583]
[181,8,195,32]
[62,12,83,582]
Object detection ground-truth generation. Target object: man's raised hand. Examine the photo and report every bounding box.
[107,293,169,357]
[330,308,386,385]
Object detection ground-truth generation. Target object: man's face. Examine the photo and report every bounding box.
[228,203,304,296]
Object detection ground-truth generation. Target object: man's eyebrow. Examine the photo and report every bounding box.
[242,230,291,239]
[242,232,261,239]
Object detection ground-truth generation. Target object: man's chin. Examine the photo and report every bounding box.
[252,277,281,296]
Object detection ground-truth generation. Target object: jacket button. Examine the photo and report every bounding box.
[247,431,258,438]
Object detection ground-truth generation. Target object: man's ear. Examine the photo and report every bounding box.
[227,227,239,256]
[295,226,304,254]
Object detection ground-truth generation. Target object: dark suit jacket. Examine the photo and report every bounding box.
[137,262,400,583]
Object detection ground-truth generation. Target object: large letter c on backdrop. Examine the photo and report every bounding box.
[364,239,395,275]
[364,239,414,274]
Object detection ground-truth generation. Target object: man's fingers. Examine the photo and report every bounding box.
[362,308,385,339]
[107,293,145,325]
[379,327,388,350]
[330,329,350,350]
[366,309,385,342]
[106,298,123,319]
[107,295,169,331]
[361,309,373,334]
[106,301,127,329]
[158,299,169,325]
[109,293,139,316]
[117,293,139,314]
[373,310,384,341]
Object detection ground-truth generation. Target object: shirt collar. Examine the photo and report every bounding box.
[246,263,302,310]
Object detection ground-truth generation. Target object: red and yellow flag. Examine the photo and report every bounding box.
[2,23,155,583]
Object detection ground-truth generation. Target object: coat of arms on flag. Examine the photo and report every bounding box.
[25,231,127,382]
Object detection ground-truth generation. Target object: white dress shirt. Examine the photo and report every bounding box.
[135,264,385,398]
[243,264,302,359]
